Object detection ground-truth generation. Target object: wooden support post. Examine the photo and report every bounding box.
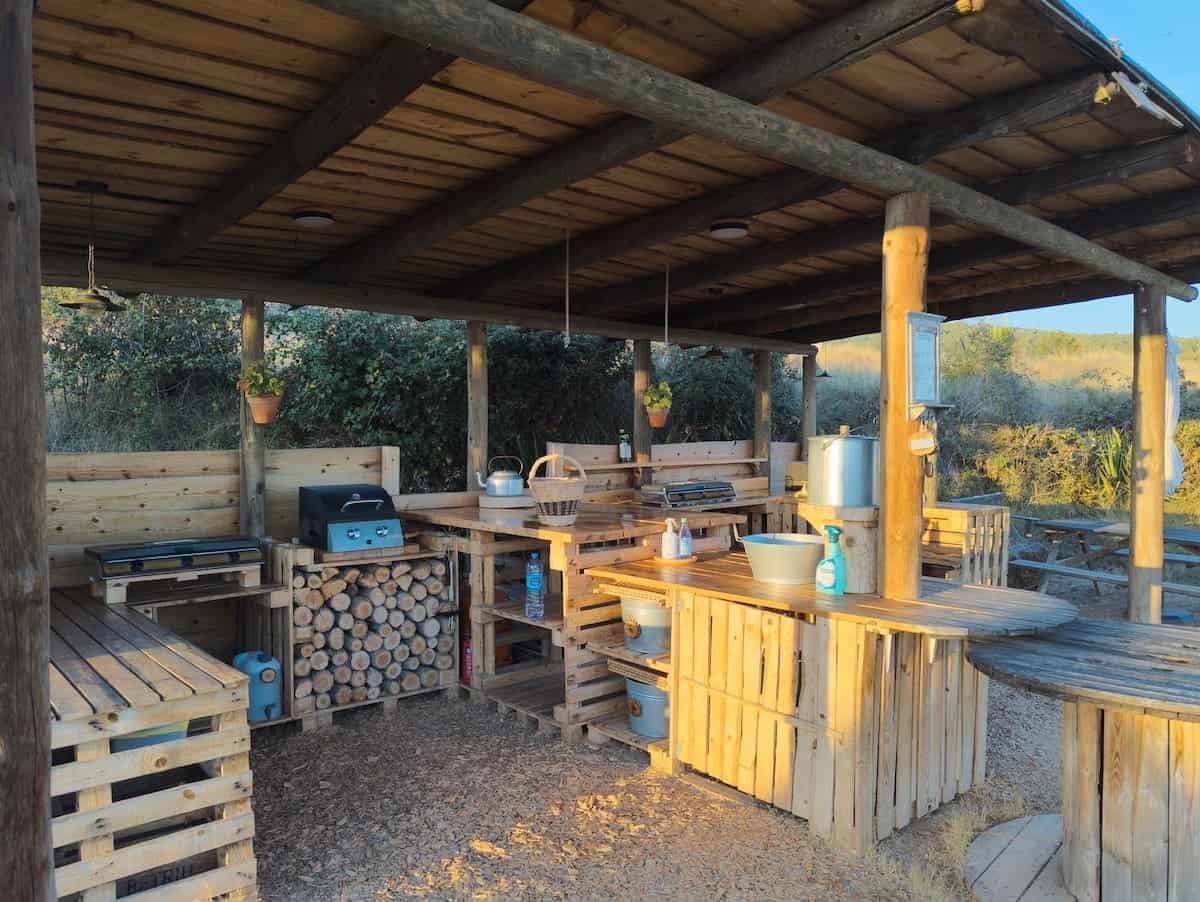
[801,354,818,459]
[633,339,652,484]
[1130,286,1166,624]
[0,1,53,896]
[754,350,772,483]
[467,321,488,490]
[239,299,266,537]
[878,194,930,602]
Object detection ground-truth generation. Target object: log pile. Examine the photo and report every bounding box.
[291,557,456,713]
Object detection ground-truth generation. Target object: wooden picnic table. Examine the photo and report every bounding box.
[967,620,1200,901]
[1015,517,1200,598]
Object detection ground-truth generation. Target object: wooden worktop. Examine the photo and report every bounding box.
[404,505,743,543]
[585,552,1076,638]
[50,587,247,724]
[967,618,1200,721]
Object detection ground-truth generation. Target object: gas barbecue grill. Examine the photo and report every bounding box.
[639,479,737,508]
[299,484,405,552]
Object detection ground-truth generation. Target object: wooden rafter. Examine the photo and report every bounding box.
[733,186,1200,335]
[38,254,815,354]
[600,134,1196,320]
[789,260,1200,343]
[303,0,1193,299]
[136,0,533,266]
[442,68,1115,303]
[305,0,974,283]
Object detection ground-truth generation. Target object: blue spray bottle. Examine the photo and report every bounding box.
[814,524,846,596]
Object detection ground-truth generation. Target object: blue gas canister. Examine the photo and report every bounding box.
[233,651,282,723]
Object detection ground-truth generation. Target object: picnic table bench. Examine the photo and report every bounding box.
[1010,517,1200,599]
[965,619,1200,901]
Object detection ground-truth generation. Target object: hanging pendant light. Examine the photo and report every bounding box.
[60,181,126,315]
[662,263,671,354]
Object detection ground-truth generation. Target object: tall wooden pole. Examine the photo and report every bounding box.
[466,321,488,488]
[801,354,817,459]
[239,299,266,536]
[632,339,652,483]
[1130,286,1166,624]
[0,0,53,896]
[754,350,772,481]
[878,193,930,602]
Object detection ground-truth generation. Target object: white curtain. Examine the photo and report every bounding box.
[1166,330,1183,496]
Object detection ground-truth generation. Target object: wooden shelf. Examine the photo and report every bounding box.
[486,673,565,728]
[489,596,565,632]
[589,639,670,674]
[586,711,668,755]
[124,581,289,610]
[585,457,767,472]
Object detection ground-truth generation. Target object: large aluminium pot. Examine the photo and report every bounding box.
[806,431,879,507]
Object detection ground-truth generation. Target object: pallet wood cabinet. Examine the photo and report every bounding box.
[586,555,1075,853]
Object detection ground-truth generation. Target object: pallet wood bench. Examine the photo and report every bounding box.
[49,587,255,901]
[1010,557,1200,598]
[968,620,1200,901]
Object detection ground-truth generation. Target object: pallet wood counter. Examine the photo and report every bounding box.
[585,553,1075,853]
[967,620,1200,902]
[404,505,741,741]
[49,588,255,900]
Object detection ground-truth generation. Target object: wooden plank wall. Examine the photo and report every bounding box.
[545,440,799,494]
[48,447,399,586]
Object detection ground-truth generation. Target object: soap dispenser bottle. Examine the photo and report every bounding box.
[815,524,846,595]
[661,518,681,561]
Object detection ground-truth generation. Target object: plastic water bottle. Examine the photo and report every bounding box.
[679,517,693,558]
[525,551,545,619]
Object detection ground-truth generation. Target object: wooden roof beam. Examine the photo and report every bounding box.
[441,68,1114,302]
[38,254,814,355]
[732,184,1200,334]
[607,133,1196,322]
[791,261,1200,344]
[135,0,533,266]
[305,0,975,284]
[307,0,1193,299]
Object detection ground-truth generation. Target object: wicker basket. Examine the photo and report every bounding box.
[527,453,588,526]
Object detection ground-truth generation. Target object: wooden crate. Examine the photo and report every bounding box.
[923,503,1010,586]
[672,594,988,853]
[49,589,256,900]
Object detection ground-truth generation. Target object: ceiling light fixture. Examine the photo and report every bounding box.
[292,210,336,228]
[710,219,749,240]
[60,181,126,316]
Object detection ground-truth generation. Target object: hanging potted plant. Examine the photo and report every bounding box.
[237,362,286,425]
[642,380,673,428]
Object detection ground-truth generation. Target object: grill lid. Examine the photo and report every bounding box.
[299,484,398,520]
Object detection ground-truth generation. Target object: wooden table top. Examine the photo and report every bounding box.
[585,553,1077,638]
[404,505,743,543]
[967,618,1200,721]
[49,587,246,724]
[1033,518,1200,548]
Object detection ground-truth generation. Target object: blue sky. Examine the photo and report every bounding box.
[967,0,1200,337]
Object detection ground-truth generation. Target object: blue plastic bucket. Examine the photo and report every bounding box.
[111,721,188,752]
[625,678,669,739]
[620,592,671,655]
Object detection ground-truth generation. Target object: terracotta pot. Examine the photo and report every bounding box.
[246,393,283,424]
[646,406,669,428]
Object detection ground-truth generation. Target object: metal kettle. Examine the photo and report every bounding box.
[476,456,526,496]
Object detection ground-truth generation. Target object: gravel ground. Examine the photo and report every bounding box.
[252,564,1193,901]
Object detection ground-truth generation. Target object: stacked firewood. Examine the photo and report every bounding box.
[291,558,456,713]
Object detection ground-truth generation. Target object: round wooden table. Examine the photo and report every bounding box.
[967,619,1200,902]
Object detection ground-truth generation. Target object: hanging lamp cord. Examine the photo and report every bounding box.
[663,263,670,348]
[87,192,97,291]
[563,232,571,348]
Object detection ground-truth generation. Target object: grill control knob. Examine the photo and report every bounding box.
[346,528,361,540]
[376,525,390,537]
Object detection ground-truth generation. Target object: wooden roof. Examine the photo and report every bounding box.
[33,0,1200,346]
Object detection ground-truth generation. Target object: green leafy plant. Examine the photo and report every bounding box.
[1095,427,1132,509]
[238,361,286,397]
[642,380,673,411]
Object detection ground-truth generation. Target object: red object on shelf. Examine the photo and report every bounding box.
[461,638,472,687]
